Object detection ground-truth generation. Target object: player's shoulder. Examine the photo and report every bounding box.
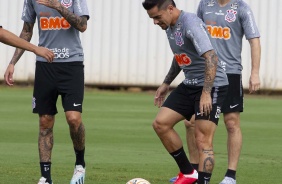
[181,12,205,33]
[236,0,251,11]
[199,0,210,5]
[182,12,202,25]
[198,0,214,7]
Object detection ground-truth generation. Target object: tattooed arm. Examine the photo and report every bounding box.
[3,22,35,86]
[36,0,88,32]
[9,22,34,65]
[202,50,218,93]
[163,58,182,85]
[154,59,181,107]
[199,50,218,115]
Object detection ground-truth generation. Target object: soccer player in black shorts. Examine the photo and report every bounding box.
[143,0,229,183]
[4,0,90,183]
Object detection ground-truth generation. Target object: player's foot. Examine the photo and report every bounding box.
[37,177,52,184]
[70,165,85,184]
[174,170,198,184]
[219,176,236,184]
[169,176,177,183]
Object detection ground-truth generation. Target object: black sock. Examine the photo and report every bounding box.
[198,172,212,184]
[40,162,52,183]
[170,147,194,174]
[74,148,85,168]
[225,169,236,180]
[191,163,199,172]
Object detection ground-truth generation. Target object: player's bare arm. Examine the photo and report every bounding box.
[163,59,181,85]
[200,50,218,115]
[36,0,88,32]
[154,59,181,107]
[4,22,35,86]
[248,37,261,93]
[9,22,34,65]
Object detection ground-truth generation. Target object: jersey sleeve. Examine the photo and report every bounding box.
[74,0,90,19]
[185,15,214,56]
[197,0,205,20]
[21,0,36,23]
[239,1,260,40]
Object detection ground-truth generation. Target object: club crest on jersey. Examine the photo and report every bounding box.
[225,9,237,22]
[207,0,215,7]
[174,31,184,47]
[61,0,73,8]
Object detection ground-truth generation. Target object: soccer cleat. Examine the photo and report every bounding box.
[37,177,52,184]
[219,176,236,184]
[70,165,86,184]
[169,176,177,183]
[174,170,198,184]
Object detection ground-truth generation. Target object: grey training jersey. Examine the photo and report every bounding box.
[166,11,228,87]
[22,0,89,62]
[197,0,260,74]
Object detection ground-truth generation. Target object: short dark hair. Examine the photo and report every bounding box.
[142,0,176,10]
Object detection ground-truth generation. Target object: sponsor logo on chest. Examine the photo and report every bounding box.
[40,15,71,30]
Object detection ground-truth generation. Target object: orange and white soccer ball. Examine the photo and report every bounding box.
[126,178,151,184]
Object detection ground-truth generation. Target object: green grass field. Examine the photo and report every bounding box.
[0,86,281,184]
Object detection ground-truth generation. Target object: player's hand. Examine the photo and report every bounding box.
[4,64,15,86]
[154,83,169,108]
[34,47,54,63]
[36,0,61,9]
[199,91,212,116]
[249,73,260,93]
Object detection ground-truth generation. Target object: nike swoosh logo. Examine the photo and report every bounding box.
[173,152,182,157]
[196,112,202,116]
[73,103,82,107]
[230,104,239,108]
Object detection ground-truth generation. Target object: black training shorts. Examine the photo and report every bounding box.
[162,83,228,125]
[221,74,244,113]
[33,61,84,115]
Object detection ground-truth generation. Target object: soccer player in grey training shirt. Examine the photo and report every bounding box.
[0,25,54,62]
[4,0,90,184]
[142,0,229,184]
[182,0,261,184]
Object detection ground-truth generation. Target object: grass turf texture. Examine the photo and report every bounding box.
[0,86,281,184]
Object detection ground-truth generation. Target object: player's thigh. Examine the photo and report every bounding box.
[195,85,228,125]
[58,62,84,113]
[33,61,58,115]
[222,74,244,113]
[154,107,185,128]
[162,83,196,121]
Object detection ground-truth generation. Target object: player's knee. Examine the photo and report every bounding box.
[152,118,169,135]
[224,114,240,133]
[195,132,213,151]
[66,114,82,128]
[39,115,54,129]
